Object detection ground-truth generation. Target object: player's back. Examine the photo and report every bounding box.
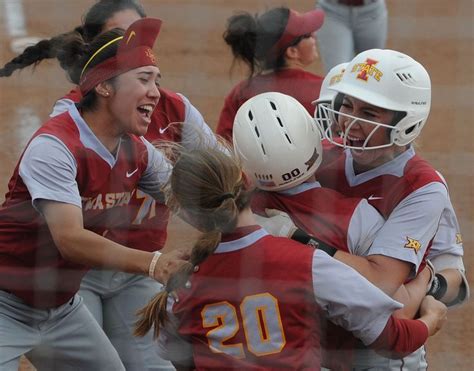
[172,226,322,370]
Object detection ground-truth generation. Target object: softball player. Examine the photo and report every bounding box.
[0,1,217,369]
[216,6,325,142]
[314,49,469,370]
[132,145,447,370]
[315,0,388,72]
[232,92,434,370]
[0,18,190,371]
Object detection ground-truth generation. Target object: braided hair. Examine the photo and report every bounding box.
[0,0,145,77]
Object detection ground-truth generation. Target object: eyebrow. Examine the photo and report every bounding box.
[138,70,162,79]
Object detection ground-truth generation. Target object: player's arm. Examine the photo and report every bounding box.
[40,201,188,283]
[322,184,447,296]
[427,254,469,306]
[20,135,189,284]
[391,263,433,319]
[312,250,447,357]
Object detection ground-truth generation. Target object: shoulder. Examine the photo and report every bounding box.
[404,154,445,189]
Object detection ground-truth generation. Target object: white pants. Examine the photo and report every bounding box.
[352,345,427,370]
[316,0,388,72]
[79,269,175,371]
[0,290,124,371]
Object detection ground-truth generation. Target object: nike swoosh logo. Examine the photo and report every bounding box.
[159,125,171,134]
[126,168,138,178]
[368,195,383,200]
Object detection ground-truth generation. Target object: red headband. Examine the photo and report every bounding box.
[79,18,162,95]
[269,9,325,58]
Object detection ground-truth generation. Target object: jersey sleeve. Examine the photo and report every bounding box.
[216,88,240,143]
[156,296,194,367]
[19,135,81,209]
[311,249,403,345]
[347,199,385,256]
[369,315,429,357]
[177,93,219,150]
[138,138,172,201]
[368,182,448,278]
[428,193,464,258]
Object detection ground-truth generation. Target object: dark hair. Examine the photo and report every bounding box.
[54,28,124,110]
[223,7,290,77]
[81,0,146,42]
[0,0,145,78]
[134,145,252,339]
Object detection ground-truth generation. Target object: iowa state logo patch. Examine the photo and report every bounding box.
[352,58,383,82]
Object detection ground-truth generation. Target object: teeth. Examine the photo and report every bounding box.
[347,135,363,142]
[139,104,154,113]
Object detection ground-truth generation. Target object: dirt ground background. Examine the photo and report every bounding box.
[0,0,472,370]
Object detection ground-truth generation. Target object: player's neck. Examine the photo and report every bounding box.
[235,207,257,228]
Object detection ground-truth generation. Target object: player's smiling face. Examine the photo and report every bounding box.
[338,95,405,171]
[108,66,161,136]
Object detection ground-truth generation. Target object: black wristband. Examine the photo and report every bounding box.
[292,228,313,245]
[427,273,448,300]
[292,228,338,257]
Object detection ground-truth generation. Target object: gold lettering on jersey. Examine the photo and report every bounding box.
[83,190,136,211]
[404,237,421,253]
[456,233,463,244]
[352,58,383,82]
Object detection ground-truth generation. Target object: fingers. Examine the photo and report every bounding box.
[264,208,287,218]
[153,251,192,284]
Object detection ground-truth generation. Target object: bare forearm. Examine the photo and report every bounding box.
[393,268,431,319]
[55,228,152,275]
[333,251,409,296]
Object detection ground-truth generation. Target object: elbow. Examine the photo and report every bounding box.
[52,231,80,262]
[366,256,411,296]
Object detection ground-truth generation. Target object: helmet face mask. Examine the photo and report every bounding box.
[319,49,431,150]
[233,92,322,191]
[314,62,348,139]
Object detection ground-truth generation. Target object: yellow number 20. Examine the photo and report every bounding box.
[201,293,286,359]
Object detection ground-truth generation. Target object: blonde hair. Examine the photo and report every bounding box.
[134,144,252,339]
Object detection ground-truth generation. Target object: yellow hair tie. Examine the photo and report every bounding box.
[80,36,124,79]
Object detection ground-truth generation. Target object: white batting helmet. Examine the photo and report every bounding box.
[313,62,349,139]
[233,92,322,191]
[322,49,431,149]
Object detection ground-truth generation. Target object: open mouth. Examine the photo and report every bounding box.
[137,104,154,123]
[345,135,366,149]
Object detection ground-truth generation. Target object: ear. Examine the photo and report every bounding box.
[284,45,301,61]
[94,82,112,98]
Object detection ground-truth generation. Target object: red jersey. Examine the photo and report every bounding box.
[251,185,368,371]
[59,87,187,252]
[251,187,365,253]
[216,69,323,142]
[0,111,150,308]
[160,227,429,370]
[173,227,322,370]
[316,145,444,219]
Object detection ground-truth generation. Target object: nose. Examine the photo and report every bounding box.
[149,83,160,101]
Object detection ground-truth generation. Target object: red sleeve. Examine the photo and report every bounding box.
[216,89,240,142]
[370,315,429,359]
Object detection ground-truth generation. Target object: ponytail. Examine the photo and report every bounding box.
[134,145,251,339]
[134,230,222,339]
